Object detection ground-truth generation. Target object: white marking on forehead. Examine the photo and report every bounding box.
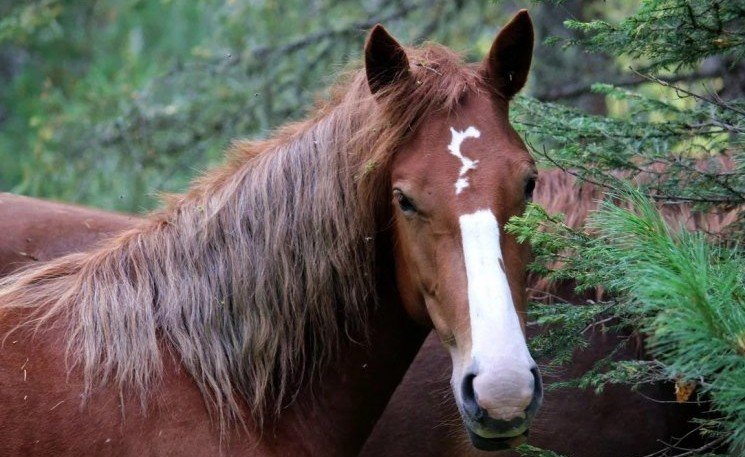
[447,126,481,195]
[459,210,532,366]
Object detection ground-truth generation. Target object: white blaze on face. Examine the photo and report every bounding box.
[447,126,481,194]
[459,210,534,404]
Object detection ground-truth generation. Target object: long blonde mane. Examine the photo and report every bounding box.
[0,44,483,430]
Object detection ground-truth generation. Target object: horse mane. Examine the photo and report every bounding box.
[0,43,483,431]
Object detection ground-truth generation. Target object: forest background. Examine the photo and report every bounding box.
[1,1,743,456]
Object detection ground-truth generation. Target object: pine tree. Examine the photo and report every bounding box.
[510,1,745,455]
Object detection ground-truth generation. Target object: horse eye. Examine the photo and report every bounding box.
[524,177,536,201]
[393,189,417,214]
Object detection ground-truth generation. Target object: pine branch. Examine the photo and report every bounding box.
[629,67,745,117]
[250,0,433,60]
[534,67,722,101]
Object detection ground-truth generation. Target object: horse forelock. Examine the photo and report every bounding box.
[0,43,482,433]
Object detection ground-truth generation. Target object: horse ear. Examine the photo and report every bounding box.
[365,24,410,94]
[481,10,534,99]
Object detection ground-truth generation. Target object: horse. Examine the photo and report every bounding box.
[0,194,140,277]
[0,11,541,456]
[2,166,729,457]
[362,167,737,457]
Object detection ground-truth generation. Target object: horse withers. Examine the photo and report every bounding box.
[0,11,539,456]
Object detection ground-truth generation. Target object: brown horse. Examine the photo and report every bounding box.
[0,11,540,456]
[3,171,734,456]
[0,194,140,277]
[2,172,721,457]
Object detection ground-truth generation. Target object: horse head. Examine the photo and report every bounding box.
[365,10,542,450]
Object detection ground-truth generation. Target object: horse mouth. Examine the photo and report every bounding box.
[466,429,528,451]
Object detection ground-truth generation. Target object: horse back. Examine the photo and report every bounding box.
[0,193,140,276]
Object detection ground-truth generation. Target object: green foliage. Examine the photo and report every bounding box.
[508,2,745,454]
[590,190,745,449]
[506,202,600,289]
[561,0,745,71]
[525,300,610,368]
[509,189,744,453]
[513,88,745,210]
[0,0,63,44]
[516,444,567,457]
[0,0,507,211]
[0,0,221,210]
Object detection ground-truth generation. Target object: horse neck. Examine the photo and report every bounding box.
[161,110,429,453]
[268,259,429,456]
[0,93,432,453]
[160,180,428,455]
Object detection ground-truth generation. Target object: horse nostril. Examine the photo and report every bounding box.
[527,366,543,415]
[461,371,484,421]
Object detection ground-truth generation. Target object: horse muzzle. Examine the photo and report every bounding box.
[460,365,543,450]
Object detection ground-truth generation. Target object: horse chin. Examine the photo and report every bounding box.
[466,429,528,451]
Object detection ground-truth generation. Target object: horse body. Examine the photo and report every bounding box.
[1,326,244,456]
[0,291,424,456]
[0,12,540,455]
[0,95,425,457]
[0,198,427,456]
